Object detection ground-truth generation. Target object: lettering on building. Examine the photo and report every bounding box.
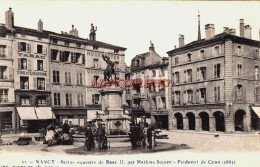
[17,71,47,76]
[18,53,45,59]
[86,51,119,60]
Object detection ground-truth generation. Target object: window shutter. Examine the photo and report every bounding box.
[18,58,21,69]
[76,73,79,84]
[70,94,72,105]
[196,89,199,103]
[34,44,38,53]
[65,72,67,83]
[28,59,31,71]
[92,94,94,104]
[82,54,85,64]
[60,51,63,62]
[7,46,11,58]
[43,61,47,71]
[33,77,37,90]
[43,47,47,55]
[77,94,79,106]
[218,86,220,101]
[191,91,193,103]
[26,43,31,53]
[214,87,217,102]
[18,42,21,52]
[9,67,13,80]
[212,47,215,57]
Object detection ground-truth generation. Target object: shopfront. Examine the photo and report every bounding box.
[0,106,15,134]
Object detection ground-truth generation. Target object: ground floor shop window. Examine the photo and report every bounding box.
[0,112,12,129]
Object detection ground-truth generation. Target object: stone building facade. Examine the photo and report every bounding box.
[130,42,169,129]
[167,20,260,133]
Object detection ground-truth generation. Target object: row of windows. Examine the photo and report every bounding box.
[20,96,47,105]
[18,42,47,54]
[53,93,99,106]
[172,64,221,84]
[20,76,45,90]
[53,71,83,85]
[172,87,221,105]
[18,58,45,71]
[51,49,85,64]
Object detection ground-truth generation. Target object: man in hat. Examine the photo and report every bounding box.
[97,123,105,151]
[85,124,94,151]
[147,124,153,149]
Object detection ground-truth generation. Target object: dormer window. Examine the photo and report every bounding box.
[114,49,119,54]
[187,53,192,62]
[76,43,81,48]
[52,38,58,44]
[200,49,205,59]
[64,41,70,46]
[93,46,99,50]
[135,59,140,67]
[213,45,221,56]
[175,57,179,65]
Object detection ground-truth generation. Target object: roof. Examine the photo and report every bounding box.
[167,32,260,55]
[0,24,126,50]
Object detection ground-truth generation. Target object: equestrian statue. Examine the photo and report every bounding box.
[102,55,116,82]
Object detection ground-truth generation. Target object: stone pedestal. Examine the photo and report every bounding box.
[99,83,130,135]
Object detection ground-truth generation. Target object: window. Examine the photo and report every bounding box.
[175,57,179,65]
[53,71,60,83]
[77,73,83,85]
[255,87,260,102]
[20,77,29,89]
[76,43,81,48]
[37,60,43,71]
[37,78,45,90]
[115,62,119,70]
[93,59,99,68]
[187,53,192,62]
[54,93,61,106]
[237,64,242,77]
[197,67,206,81]
[161,68,165,76]
[92,94,100,104]
[65,72,72,84]
[213,46,220,56]
[214,86,220,102]
[175,72,180,84]
[75,53,82,64]
[0,89,8,103]
[18,42,26,52]
[64,41,70,46]
[0,66,7,79]
[52,38,58,44]
[236,45,243,56]
[21,96,30,105]
[135,59,140,67]
[255,66,259,80]
[187,90,193,104]
[152,70,156,77]
[235,84,245,102]
[93,46,99,50]
[175,91,180,105]
[77,94,84,106]
[126,89,130,94]
[160,97,166,109]
[214,64,221,78]
[0,45,6,58]
[37,45,43,54]
[200,50,205,59]
[51,49,58,61]
[254,49,259,59]
[187,69,192,82]
[65,94,72,106]
[172,92,175,105]
[18,58,27,69]
[171,73,175,85]
[200,88,206,103]
[37,96,46,105]
[114,49,119,54]
[63,51,70,62]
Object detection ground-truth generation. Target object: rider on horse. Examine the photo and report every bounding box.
[102,55,116,82]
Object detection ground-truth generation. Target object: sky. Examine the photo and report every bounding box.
[0,1,260,66]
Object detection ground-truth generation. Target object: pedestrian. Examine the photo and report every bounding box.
[62,120,70,134]
[97,123,105,151]
[85,125,94,151]
[147,124,153,149]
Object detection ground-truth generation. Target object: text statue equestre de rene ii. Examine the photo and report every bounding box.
[102,55,117,82]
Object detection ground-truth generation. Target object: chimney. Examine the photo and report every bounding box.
[179,34,184,47]
[5,8,14,29]
[69,25,78,37]
[205,24,215,40]
[244,25,252,39]
[229,28,236,35]
[174,45,176,49]
[223,27,229,33]
[89,23,97,40]
[149,41,155,51]
[240,19,244,37]
[37,19,43,32]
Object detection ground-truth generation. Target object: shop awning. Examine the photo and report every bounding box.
[35,107,56,120]
[17,107,38,120]
[251,107,260,118]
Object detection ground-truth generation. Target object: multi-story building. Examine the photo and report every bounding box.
[85,24,127,121]
[0,8,54,133]
[130,42,169,129]
[167,19,260,133]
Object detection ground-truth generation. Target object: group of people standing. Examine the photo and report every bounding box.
[85,122,108,151]
[129,123,154,150]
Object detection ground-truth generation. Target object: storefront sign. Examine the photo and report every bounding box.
[86,50,119,60]
[87,69,103,74]
[174,104,225,111]
[18,53,45,59]
[17,70,47,76]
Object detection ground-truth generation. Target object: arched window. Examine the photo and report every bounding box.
[236,45,243,56]
[187,53,192,62]
[200,49,205,59]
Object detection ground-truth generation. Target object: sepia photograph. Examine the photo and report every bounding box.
[0,0,259,167]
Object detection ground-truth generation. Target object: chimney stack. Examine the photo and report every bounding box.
[69,25,78,37]
[37,19,43,32]
[240,19,244,37]
[179,34,184,47]
[205,24,215,40]
[89,23,97,41]
[5,8,14,29]
[244,25,252,39]
[223,27,229,33]
[229,28,236,35]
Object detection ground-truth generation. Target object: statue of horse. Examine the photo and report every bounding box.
[102,55,117,82]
